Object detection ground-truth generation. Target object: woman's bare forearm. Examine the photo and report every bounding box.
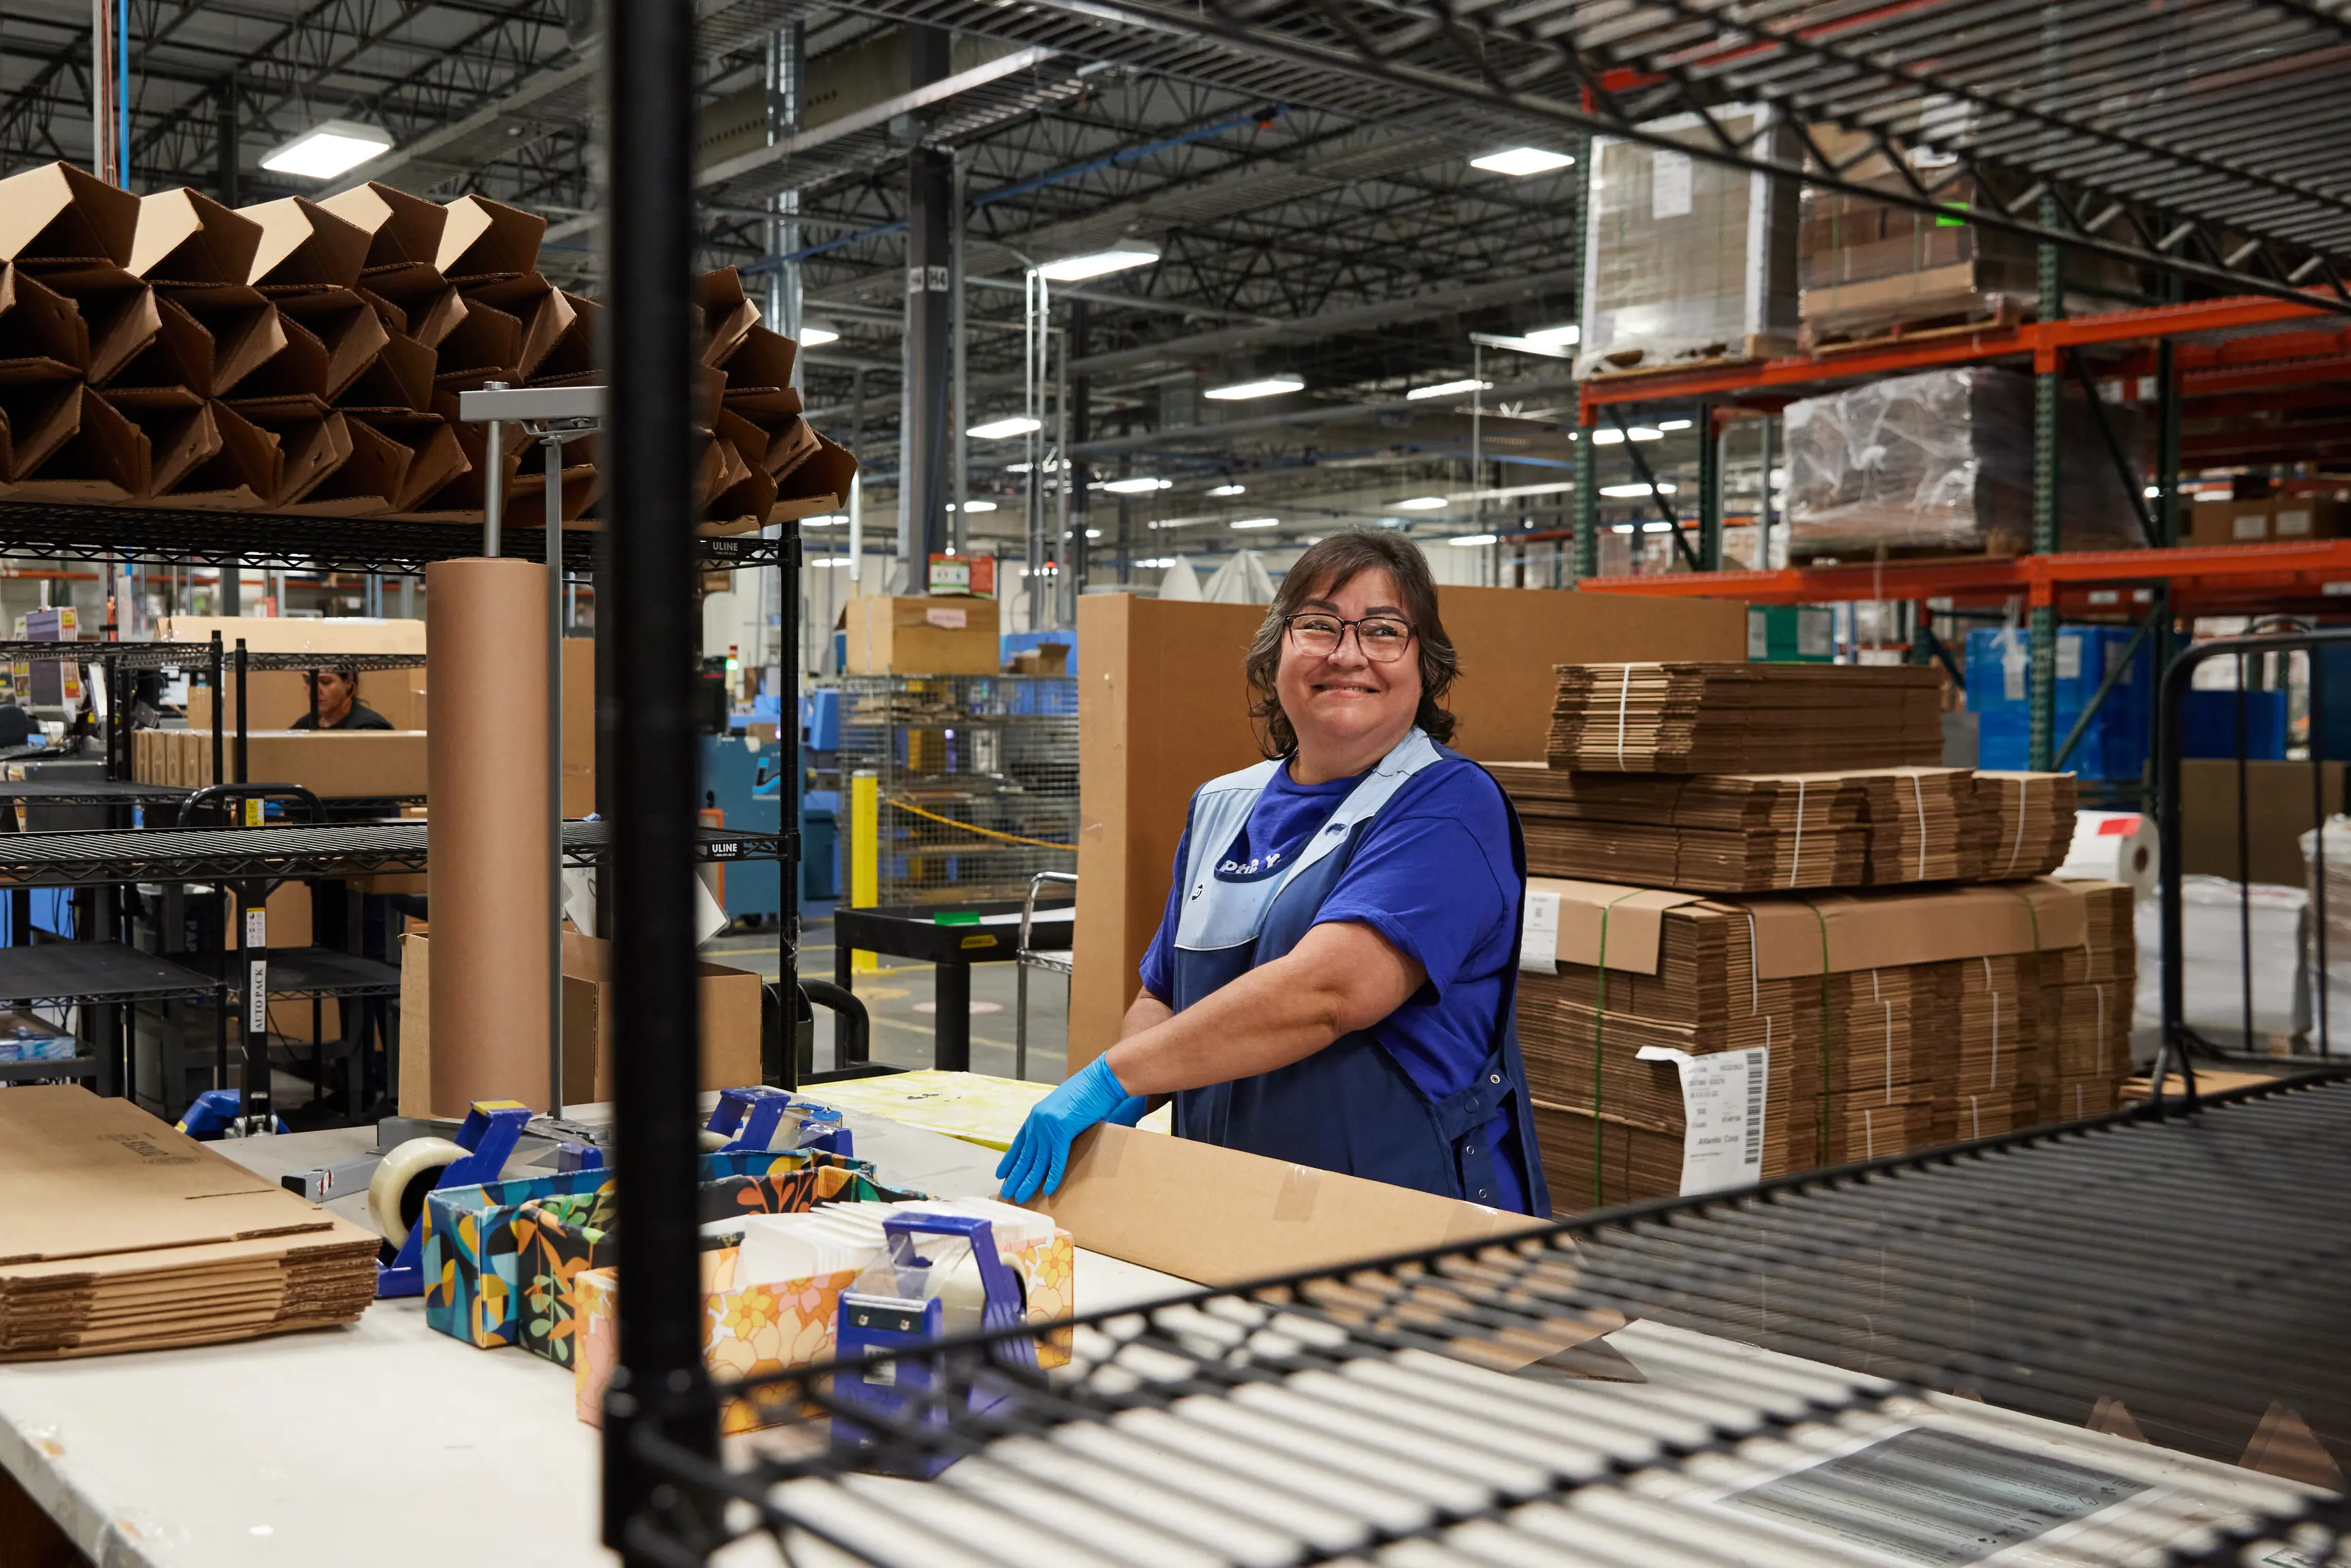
[1103,921,1421,1097]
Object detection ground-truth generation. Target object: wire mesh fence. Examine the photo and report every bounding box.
[829,674,1079,907]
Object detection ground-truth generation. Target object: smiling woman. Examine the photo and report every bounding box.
[995,531,1551,1218]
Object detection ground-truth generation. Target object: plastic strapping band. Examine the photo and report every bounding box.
[1614,663,1631,771]
[1969,1093,1982,1141]
[1787,778,1807,889]
[1741,910,1762,1016]
[1863,1105,1876,1161]
[1907,771,1929,882]
[2003,773,2031,876]
[1882,999,1895,1105]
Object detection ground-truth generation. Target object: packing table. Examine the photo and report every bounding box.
[831,899,1073,1071]
[0,1096,1188,1568]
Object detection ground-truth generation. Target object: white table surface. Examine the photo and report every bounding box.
[0,1099,1193,1568]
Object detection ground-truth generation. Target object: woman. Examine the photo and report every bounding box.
[999,531,1549,1214]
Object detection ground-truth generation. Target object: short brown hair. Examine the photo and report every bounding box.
[1245,531,1459,758]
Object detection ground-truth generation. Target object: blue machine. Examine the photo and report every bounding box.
[376,1100,536,1297]
[801,689,841,903]
[552,1085,852,1173]
[699,733,782,922]
[832,1212,1033,1476]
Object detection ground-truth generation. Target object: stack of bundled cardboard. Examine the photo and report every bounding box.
[0,161,853,527]
[1548,662,1945,773]
[1518,878,2092,1212]
[1495,764,1869,893]
[0,1087,376,1359]
[1858,767,1978,885]
[2039,878,2138,1121]
[1971,771,2080,880]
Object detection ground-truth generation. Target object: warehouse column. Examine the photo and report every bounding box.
[214,80,238,205]
[897,27,954,588]
[1065,299,1090,618]
[1696,403,1722,571]
[2027,198,2063,770]
[1574,412,1599,580]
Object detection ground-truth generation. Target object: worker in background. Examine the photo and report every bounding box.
[999,531,1549,1214]
[293,661,393,731]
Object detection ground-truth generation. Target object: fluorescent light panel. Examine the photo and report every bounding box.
[1405,378,1490,401]
[1206,483,1246,497]
[1101,476,1169,494]
[1230,517,1280,529]
[1522,322,1580,346]
[1390,497,1449,511]
[1447,533,1499,547]
[260,120,393,179]
[969,416,1042,439]
[1037,248,1159,282]
[1601,482,1678,497]
[1204,376,1303,401]
[798,326,840,348]
[1471,147,1575,176]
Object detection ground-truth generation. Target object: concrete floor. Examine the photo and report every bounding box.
[701,912,1073,1084]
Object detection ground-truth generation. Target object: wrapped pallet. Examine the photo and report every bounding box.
[1782,366,2148,558]
[1576,106,1799,378]
[1798,126,2139,347]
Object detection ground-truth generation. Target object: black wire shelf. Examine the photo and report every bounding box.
[0,499,788,575]
[0,820,781,886]
[620,1072,2351,1566]
[0,641,433,673]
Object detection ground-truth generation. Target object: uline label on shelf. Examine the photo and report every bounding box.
[247,961,268,1034]
[1637,1044,1768,1195]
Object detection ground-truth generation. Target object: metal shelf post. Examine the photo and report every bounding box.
[2029,204,2065,771]
[1697,403,1722,571]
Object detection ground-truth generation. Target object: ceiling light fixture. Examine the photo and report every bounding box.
[1101,476,1170,495]
[801,515,843,527]
[1390,497,1449,511]
[797,326,840,348]
[1446,533,1500,547]
[1405,378,1490,401]
[945,501,999,514]
[260,120,394,180]
[1036,247,1160,282]
[1523,323,1580,347]
[1204,376,1303,401]
[1230,517,1280,529]
[1590,429,1625,445]
[1656,418,1692,432]
[1628,427,1665,441]
[1206,482,1246,497]
[1471,147,1575,177]
[1601,482,1678,497]
[969,416,1042,439]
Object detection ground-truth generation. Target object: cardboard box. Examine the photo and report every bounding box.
[2269,498,2348,540]
[395,929,765,1115]
[841,594,1002,674]
[2180,758,2347,886]
[2190,499,2278,546]
[138,727,427,796]
[1022,1124,1548,1286]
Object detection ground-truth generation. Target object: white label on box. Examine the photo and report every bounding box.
[1652,150,1693,218]
[1747,610,1769,661]
[2233,510,2267,540]
[244,909,267,948]
[2056,635,2081,682]
[924,605,968,630]
[1796,609,1831,658]
[247,961,268,1033]
[1637,1044,1769,1194]
[1518,890,1561,974]
[2001,631,2026,701]
[2326,580,2351,597]
[2277,507,2313,537]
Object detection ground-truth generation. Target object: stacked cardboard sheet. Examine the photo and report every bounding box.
[1858,767,1978,885]
[0,162,854,529]
[0,1086,376,1358]
[1518,877,2091,1212]
[1547,662,1944,773]
[2041,878,2138,1121]
[1971,770,2079,880]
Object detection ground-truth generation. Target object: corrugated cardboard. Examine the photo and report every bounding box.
[238,197,369,290]
[0,162,139,268]
[841,594,1001,674]
[1526,878,1710,974]
[128,188,263,288]
[435,193,545,279]
[2181,758,2346,885]
[0,264,90,378]
[1023,1124,1548,1286]
[3,384,147,501]
[316,182,447,270]
[394,931,763,1114]
[159,613,426,654]
[2188,499,2276,547]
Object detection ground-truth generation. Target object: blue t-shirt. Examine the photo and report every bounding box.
[1137,754,1531,1213]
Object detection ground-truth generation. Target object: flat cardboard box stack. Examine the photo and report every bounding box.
[0,162,852,529]
[1518,878,2092,1212]
[134,727,426,795]
[1548,662,1945,773]
[1857,767,1978,886]
[1495,763,1870,894]
[1971,770,2079,880]
[2041,878,2137,1121]
[0,1086,376,1359]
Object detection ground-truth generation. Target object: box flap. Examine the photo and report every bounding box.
[436,193,546,277]
[318,182,448,269]
[0,163,139,267]
[129,188,263,288]
[1531,877,1707,975]
[239,196,370,288]
[0,1086,333,1266]
[1023,1124,1548,1287]
[1743,879,2089,979]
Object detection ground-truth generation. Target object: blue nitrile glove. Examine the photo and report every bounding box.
[997,1055,1135,1203]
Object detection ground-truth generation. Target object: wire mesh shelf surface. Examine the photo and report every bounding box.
[831,674,1080,907]
[624,1074,2351,1567]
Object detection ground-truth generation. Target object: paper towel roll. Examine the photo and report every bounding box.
[2058,810,2158,899]
[427,557,551,1116]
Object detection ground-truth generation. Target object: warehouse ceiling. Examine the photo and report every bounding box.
[0,0,1607,567]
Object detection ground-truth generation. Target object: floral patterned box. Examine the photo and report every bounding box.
[571,1224,1075,1433]
[419,1148,878,1350]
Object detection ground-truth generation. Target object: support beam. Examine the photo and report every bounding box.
[2029,202,2064,772]
[899,140,953,584]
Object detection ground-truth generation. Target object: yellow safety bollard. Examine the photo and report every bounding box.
[850,768,879,973]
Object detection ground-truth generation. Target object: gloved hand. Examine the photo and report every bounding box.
[997,1055,1137,1203]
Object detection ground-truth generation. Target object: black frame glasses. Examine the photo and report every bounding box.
[1283,611,1417,663]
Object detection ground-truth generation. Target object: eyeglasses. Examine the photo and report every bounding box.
[1284,612,1416,663]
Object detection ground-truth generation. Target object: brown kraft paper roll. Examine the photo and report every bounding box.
[426,556,551,1116]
